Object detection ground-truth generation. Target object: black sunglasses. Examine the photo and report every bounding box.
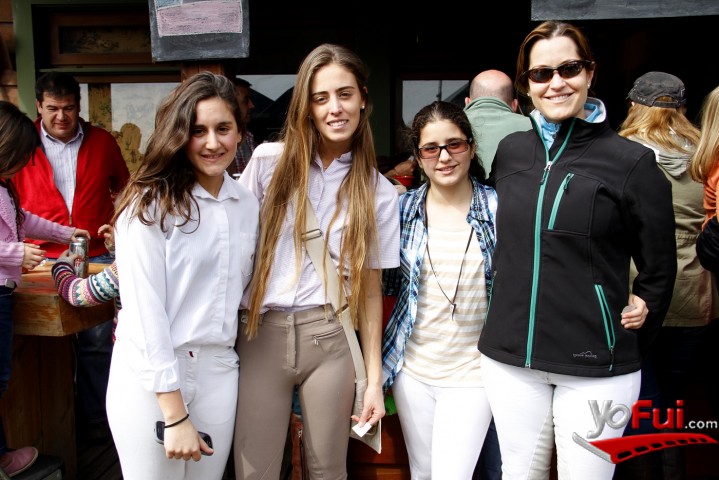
[523,60,593,84]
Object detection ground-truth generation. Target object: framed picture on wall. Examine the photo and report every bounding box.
[148,0,250,62]
[49,12,152,66]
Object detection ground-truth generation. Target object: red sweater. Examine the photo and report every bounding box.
[14,119,130,257]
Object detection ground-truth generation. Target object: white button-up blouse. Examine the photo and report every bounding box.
[239,142,400,313]
[114,173,259,392]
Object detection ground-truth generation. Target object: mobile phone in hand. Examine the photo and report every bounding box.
[155,421,213,455]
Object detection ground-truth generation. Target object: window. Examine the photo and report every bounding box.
[402,80,469,126]
[236,74,296,143]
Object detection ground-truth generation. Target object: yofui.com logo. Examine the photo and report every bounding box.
[573,399,717,463]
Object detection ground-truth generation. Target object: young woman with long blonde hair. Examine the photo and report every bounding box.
[689,85,719,227]
[234,43,399,479]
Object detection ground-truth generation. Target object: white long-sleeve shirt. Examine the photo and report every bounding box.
[114,173,259,392]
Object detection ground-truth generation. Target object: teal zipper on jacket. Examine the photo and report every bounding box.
[526,119,576,368]
[548,173,575,230]
[594,284,616,371]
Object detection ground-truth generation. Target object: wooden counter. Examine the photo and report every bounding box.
[13,263,114,336]
[0,263,113,480]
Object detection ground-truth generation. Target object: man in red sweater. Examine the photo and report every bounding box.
[14,73,129,258]
[13,72,130,441]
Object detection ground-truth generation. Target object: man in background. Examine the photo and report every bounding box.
[13,71,130,441]
[226,76,257,178]
[464,69,531,179]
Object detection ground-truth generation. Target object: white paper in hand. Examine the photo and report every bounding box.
[622,305,637,314]
[352,421,373,438]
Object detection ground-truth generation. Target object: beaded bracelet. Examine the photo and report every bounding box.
[164,413,190,429]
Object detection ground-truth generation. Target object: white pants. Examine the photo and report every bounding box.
[107,340,239,480]
[392,371,492,480]
[481,356,641,480]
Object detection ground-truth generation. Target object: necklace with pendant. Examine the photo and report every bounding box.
[425,218,473,321]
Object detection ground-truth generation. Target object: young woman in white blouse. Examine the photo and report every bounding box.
[106,73,259,480]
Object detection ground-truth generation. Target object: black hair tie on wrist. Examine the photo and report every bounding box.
[164,413,190,429]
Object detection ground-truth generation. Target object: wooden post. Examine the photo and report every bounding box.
[180,62,225,81]
[0,33,17,105]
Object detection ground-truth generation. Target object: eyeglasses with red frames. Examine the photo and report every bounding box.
[417,139,472,160]
[523,60,594,84]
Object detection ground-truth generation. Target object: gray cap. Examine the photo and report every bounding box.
[628,71,686,108]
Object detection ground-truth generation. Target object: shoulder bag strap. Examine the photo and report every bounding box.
[302,199,367,380]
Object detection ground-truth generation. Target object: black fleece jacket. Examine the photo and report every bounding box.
[697,216,719,273]
[478,115,676,377]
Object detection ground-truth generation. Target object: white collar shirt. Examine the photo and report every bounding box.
[114,173,260,392]
[239,142,400,313]
[40,121,84,215]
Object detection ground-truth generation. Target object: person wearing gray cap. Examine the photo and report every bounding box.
[618,71,719,479]
[627,71,687,109]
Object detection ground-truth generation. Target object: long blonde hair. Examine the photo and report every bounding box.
[689,86,719,183]
[618,101,700,154]
[244,43,379,339]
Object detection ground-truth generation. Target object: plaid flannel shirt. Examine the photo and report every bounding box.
[227,131,258,177]
[380,177,497,391]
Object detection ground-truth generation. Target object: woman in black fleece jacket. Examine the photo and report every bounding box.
[477,21,676,480]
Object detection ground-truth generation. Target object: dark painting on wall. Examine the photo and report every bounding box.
[148,0,249,62]
[532,0,719,20]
